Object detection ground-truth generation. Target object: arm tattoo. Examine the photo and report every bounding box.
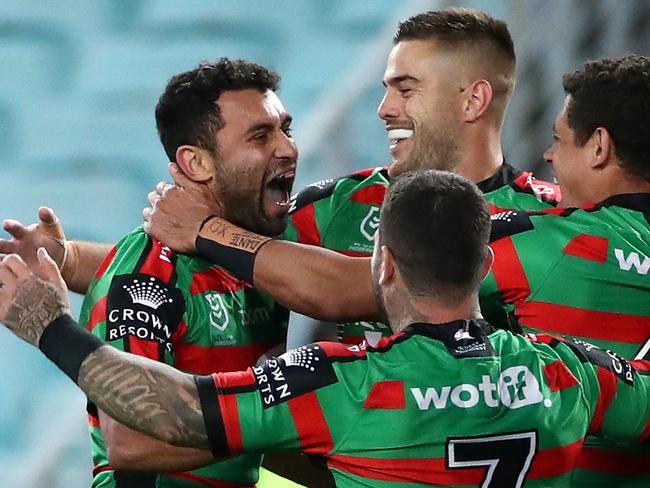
[3,278,70,346]
[79,347,210,450]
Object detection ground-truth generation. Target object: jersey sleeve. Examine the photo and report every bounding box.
[197,342,357,458]
[555,337,650,444]
[79,228,186,365]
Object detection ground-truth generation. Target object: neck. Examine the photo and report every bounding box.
[570,167,650,207]
[454,123,503,184]
[388,293,482,333]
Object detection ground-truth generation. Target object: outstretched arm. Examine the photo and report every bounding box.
[0,207,112,293]
[0,251,210,450]
[143,164,381,322]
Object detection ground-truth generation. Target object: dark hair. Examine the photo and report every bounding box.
[155,58,280,160]
[394,8,515,66]
[563,54,650,180]
[379,170,490,304]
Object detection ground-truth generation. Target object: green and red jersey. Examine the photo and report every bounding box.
[482,193,650,486]
[78,227,288,487]
[197,321,650,488]
[281,163,560,344]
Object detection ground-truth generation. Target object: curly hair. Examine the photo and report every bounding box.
[155,58,280,160]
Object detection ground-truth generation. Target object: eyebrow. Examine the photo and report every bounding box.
[383,75,419,87]
[246,114,293,135]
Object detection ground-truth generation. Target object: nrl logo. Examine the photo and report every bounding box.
[360,206,381,241]
[205,293,230,331]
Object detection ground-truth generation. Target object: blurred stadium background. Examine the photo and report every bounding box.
[0,0,648,486]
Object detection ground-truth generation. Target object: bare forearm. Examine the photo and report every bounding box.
[255,241,380,322]
[65,241,113,293]
[100,411,214,472]
[79,346,210,450]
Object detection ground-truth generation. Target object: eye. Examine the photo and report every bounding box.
[252,131,269,142]
[282,125,293,137]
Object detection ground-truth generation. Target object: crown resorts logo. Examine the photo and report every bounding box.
[279,345,321,371]
[122,277,174,310]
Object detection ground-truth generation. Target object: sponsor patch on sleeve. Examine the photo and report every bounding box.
[289,179,337,214]
[490,210,534,242]
[252,344,338,408]
[563,337,635,386]
[105,273,185,353]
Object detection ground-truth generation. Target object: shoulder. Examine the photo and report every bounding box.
[510,171,562,206]
[289,166,389,215]
[489,206,582,243]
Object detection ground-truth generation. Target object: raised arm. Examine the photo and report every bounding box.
[142,165,381,322]
[0,207,112,293]
[0,251,210,450]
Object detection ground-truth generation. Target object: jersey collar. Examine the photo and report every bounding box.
[404,320,497,358]
[475,161,522,194]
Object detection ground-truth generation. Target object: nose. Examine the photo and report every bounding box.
[377,89,400,121]
[276,131,299,162]
[543,145,553,165]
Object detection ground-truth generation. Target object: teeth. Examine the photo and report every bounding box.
[387,129,414,142]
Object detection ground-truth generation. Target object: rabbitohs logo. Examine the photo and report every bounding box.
[360,206,381,241]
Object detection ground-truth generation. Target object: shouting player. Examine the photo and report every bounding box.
[0,170,649,487]
[145,54,650,487]
[0,8,559,344]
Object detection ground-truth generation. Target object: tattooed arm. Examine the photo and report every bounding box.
[0,251,211,450]
[79,346,210,449]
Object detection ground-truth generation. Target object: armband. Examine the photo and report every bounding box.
[38,314,104,384]
[195,216,271,284]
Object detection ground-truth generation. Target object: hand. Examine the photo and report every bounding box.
[143,163,222,253]
[0,207,67,269]
[0,249,71,346]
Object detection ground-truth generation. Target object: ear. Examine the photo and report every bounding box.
[480,245,495,281]
[175,145,215,183]
[378,245,396,287]
[589,127,614,170]
[461,79,493,123]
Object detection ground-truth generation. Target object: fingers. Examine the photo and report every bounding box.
[2,254,30,281]
[37,248,67,289]
[156,181,173,195]
[2,219,27,239]
[147,189,161,207]
[0,258,18,290]
[38,207,59,226]
[142,206,152,223]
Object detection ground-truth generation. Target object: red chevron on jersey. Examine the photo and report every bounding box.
[94,246,117,280]
[139,239,176,282]
[543,360,580,392]
[190,266,250,295]
[288,391,334,454]
[362,381,406,409]
[562,234,609,263]
[513,172,561,203]
[350,184,387,206]
[290,204,321,245]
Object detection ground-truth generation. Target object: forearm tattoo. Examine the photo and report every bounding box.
[3,278,70,346]
[79,347,210,450]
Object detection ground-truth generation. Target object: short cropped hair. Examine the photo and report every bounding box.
[394,8,515,66]
[155,58,280,160]
[379,170,490,304]
[563,54,650,181]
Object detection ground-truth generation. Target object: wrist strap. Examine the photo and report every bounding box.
[38,314,104,384]
[195,216,271,284]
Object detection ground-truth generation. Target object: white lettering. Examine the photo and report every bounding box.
[615,248,650,275]
[450,384,479,408]
[276,382,291,399]
[411,386,451,410]
[411,366,545,410]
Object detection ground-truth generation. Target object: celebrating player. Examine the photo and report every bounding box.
[1,170,649,487]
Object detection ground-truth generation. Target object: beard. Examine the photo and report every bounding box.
[402,122,461,175]
[213,165,288,237]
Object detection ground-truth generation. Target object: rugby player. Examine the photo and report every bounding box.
[0,170,648,487]
[146,54,650,487]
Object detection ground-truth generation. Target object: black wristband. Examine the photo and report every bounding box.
[195,235,257,283]
[38,314,104,384]
[195,375,229,458]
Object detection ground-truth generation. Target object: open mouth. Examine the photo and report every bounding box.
[264,169,295,209]
[387,128,414,150]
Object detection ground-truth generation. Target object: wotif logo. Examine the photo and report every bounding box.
[411,366,547,410]
[614,248,650,275]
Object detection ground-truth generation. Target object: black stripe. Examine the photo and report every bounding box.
[114,471,157,487]
[220,383,258,395]
[195,375,230,458]
[133,238,154,273]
